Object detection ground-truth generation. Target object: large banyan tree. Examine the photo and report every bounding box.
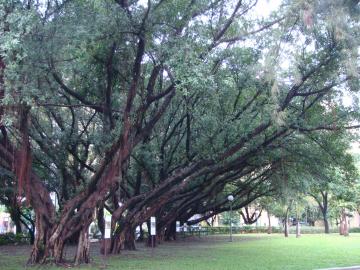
[0,0,359,265]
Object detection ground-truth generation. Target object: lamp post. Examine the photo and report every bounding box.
[227,195,234,242]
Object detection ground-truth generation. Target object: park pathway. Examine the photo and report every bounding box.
[317,266,360,270]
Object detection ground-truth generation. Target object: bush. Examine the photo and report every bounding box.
[288,226,338,234]
[197,226,341,235]
[349,227,360,233]
[0,233,30,245]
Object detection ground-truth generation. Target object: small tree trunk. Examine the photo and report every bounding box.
[339,210,345,235]
[324,217,330,234]
[284,208,289,238]
[138,224,144,242]
[111,223,135,254]
[8,207,23,234]
[343,213,349,237]
[147,235,157,247]
[124,229,136,250]
[14,219,22,234]
[98,206,105,237]
[156,231,164,244]
[29,228,35,245]
[98,206,107,254]
[165,221,177,241]
[284,220,289,237]
[296,221,301,238]
[339,219,344,235]
[320,206,330,234]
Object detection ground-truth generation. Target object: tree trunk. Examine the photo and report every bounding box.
[98,206,107,255]
[164,221,177,241]
[339,218,344,235]
[14,218,22,234]
[284,208,289,238]
[28,216,54,264]
[240,206,262,225]
[74,228,90,265]
[157,229,165,244]
[98,206,105,238]
[124,229,136,250]
[284,220,289,237]
[343,213,349,237]
[138,224,144,242]
[0,55,125,266]
[320,203,329,234]
[296,221,301,238]
[53,238,66,263]
[29,192,97,264]
[7,189,24,235]
[324,217,330,234]
[146,235,157,248]
[111,222,135,254]
[339,210,346,236]
[101,239,111,255]
[29,229,35,245]
[0,122,57,265]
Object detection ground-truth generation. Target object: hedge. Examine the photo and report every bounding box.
[0,233,30,245]
[180,226,343,236]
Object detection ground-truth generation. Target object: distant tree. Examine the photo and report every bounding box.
[220,211,241,227]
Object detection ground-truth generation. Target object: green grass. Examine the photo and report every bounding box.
[1,234,360,269]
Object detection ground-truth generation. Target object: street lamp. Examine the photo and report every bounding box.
[227,195,234,242]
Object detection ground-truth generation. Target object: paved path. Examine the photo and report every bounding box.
[317,266,360,270]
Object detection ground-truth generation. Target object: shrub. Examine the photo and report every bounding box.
[0,233,30,245]
[349,227,360,233]
[196,226,341,235]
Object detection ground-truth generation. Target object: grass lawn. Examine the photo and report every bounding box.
[1,234,360,270]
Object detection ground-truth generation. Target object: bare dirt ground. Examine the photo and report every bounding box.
[0,234,257,261]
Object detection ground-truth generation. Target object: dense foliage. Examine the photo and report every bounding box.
[0,0,359,265]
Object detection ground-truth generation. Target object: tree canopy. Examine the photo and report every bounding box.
[0,0,359,265]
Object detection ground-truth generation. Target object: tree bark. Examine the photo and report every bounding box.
[164,221,177,241]
[324,217,330,234]
[29,214,54,264]
[138,224,144,241]
[339,209,347,236]
[343,212,349,237]
[317,192,329,234]
[28,228,35,245]
[74,228,90,265]
[296,221,301,238]
[339,217,344,235]
[111,221,136,254]
[124,229,136,250]
[284,220,289,237]
[0,109,57,264]
[9,209,23,234]
[284,208,289,238]
[98,206,106,254]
